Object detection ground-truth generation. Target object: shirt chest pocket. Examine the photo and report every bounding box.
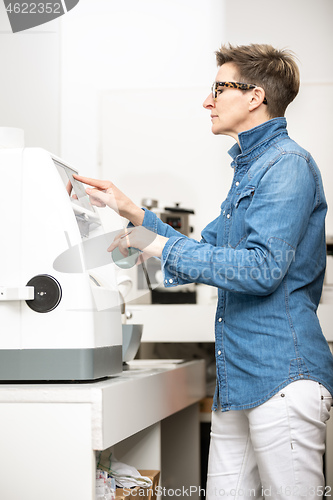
[229,186,255,248]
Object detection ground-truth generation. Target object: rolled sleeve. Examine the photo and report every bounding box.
[141,208,186,238]
[161,236,189,287]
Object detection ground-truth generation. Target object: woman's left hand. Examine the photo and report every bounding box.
[108,226,168,261]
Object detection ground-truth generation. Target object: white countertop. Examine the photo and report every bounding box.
[127,304,216,342]
[126,303,333,342]
[318,303,333,341]
[0,359,206,449]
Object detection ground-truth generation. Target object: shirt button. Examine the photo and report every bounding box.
[226,214,230,219]
[169,278,173,284]
[218,317,222,322]
[217,350,221,355]
[235,181,239,186]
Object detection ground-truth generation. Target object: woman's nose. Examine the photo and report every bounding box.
[203,93,214,109]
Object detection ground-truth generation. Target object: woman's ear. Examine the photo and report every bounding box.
[249,87,266,111]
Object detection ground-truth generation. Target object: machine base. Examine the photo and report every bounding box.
[0,346,123,381]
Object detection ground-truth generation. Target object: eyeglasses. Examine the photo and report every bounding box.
[211,81,268,104]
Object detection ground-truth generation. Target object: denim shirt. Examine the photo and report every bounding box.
[142,117,333,411]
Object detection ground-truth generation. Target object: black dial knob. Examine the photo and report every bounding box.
[26,275,62,313]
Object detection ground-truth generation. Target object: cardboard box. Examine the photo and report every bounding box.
[115,470,160,500]
[199,397,213,413]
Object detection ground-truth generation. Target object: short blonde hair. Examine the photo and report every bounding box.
[215,43,300,117]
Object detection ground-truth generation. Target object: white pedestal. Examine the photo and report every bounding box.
[0,359,205,500]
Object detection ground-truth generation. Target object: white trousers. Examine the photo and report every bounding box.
[206,380,332,499]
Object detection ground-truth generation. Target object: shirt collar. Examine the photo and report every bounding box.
[228,117,287,161]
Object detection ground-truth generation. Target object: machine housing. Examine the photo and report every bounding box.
[0,147,123,380]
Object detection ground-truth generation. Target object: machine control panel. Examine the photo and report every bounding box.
[53,157,93,212]
[53,157,100,237]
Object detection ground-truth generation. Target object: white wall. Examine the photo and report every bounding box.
[223,0,333,233]
[60,0,229,238]
[1,0,332,235]
[0,3,60,153]
[60,0,333,236]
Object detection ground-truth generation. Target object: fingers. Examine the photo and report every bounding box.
[86,188,110,208]
[73,174,112,191]
[66,180,73,196]
[72,174,119,210]
[108,230,132,256]
[107,227,165,260]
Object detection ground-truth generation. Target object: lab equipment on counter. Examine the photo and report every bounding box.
[0,138,123,380]
[133,199,196,305]
[141,198,194,237]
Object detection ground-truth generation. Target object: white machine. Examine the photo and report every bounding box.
[0,139,123,380]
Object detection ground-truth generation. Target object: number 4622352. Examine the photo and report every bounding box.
[5,3,62,14]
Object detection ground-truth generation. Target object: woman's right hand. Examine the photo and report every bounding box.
[73,175,144,225]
